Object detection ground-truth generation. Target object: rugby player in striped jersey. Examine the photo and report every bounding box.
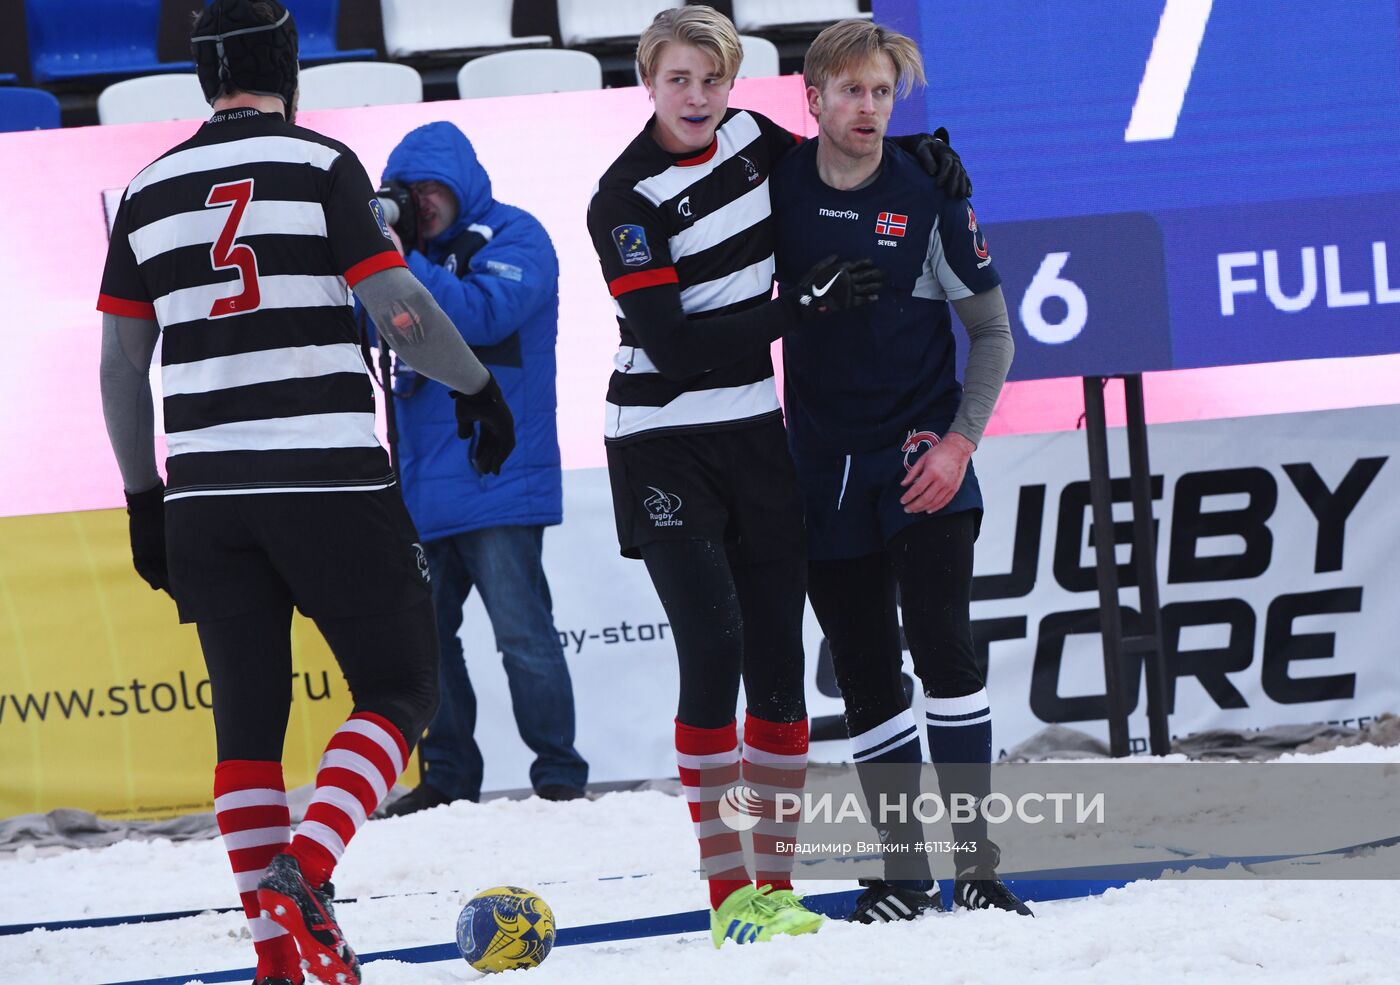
[585,5,970,947]
[97,3,513,981]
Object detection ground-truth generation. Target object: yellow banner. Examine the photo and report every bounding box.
[0,507,410,820]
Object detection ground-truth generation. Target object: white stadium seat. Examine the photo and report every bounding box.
[379,0,551,57]
[737,34,781,78]
[296,62,424,110]
[730,0,871,31]
[556,0,680,46]
[97,74,210,126]
[458,49,604,100]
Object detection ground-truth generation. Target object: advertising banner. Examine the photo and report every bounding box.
[2,408,1393,819]
[0,509,365,818]
[460,404,1400,789]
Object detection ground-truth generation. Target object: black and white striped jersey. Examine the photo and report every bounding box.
[587,108,797,443]
[97,107,406,502]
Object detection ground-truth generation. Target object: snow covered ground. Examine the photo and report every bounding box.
[6,744,1400,985]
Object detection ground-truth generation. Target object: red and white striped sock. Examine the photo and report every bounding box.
[213,760,298,980]
[676,718,751,909]
[288,711,409,888]
[742,713,809,892]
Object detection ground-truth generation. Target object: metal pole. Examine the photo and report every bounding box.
[1123,374,1172,755]
[1082,377,1132,757]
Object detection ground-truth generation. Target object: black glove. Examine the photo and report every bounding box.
[792,254,883,316]
[124,482,172,596]
[905,127,972,199]
[450,373,516,476]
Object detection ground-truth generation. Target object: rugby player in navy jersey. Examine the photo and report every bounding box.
[585,5,971,947]
[771,20,1028,922]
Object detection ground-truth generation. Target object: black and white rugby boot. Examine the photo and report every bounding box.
[848,880,944,924]
[953,876,1034,916]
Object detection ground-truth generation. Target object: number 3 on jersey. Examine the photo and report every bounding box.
[205,179,261,318]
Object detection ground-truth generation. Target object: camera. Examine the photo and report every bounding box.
[375,179,418,251]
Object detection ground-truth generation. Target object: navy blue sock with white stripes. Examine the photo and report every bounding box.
[924,688,993,875]
[850,709,933,891]
[923,688,992,765]
[850,708,922,766]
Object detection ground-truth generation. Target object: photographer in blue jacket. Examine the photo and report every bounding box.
[376,122,589,811]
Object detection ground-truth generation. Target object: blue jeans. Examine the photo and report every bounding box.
[419,525,588,800]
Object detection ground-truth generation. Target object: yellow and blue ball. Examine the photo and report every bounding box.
[456,886,556,974]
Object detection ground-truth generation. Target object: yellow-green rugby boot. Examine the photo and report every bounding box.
[759,885,826,933]
[710,884,825,948]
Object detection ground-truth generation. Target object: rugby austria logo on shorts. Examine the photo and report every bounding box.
[643,486,683,527]
[902,430,941,472]
[613,224,652,266]
[411,542,431,583]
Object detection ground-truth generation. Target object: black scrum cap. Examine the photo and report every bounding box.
[191,0,299,110]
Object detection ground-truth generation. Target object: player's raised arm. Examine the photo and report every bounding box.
[353,265,488,396]
[353,265,515,476]
[329,141,513,475]
[889,128,973,200]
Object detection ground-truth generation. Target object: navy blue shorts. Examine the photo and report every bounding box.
[794,428,983,561]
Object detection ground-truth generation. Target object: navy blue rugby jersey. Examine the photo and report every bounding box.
[97,107,407,501]
[772,137,1001,456]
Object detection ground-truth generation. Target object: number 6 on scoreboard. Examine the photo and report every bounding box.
[1125,0,1213,142]
[1020,252,1088,345]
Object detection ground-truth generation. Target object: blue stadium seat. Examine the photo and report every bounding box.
[0,87,60,131]
[0,74,16,85]
[25,0,192,83]
[229,0,376,65]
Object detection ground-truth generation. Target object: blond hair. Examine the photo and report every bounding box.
[803,19,926,99]
[636,5,743,86]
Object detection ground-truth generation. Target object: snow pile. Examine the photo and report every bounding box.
[4,744,1399,984]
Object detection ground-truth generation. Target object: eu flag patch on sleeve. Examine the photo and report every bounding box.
[613,224,652,266]
[370,198,393,240]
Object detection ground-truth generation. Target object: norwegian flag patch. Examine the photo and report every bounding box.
[875,211,908,237]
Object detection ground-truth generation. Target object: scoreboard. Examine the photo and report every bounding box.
[874,0,1400,379]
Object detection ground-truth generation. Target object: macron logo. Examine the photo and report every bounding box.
[818,208,860,220]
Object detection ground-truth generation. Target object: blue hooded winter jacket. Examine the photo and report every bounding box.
[380,122,562,541]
